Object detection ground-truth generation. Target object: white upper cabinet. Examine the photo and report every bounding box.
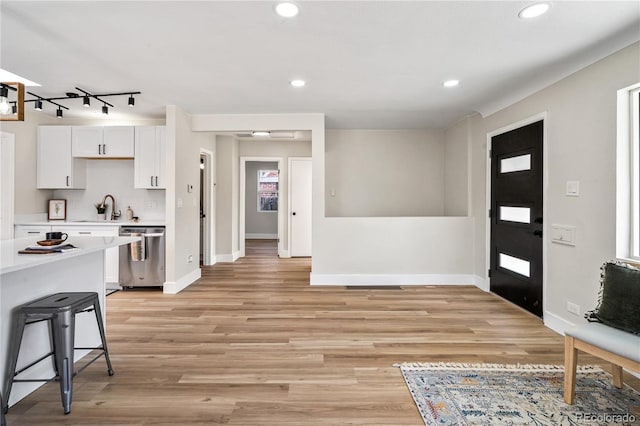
[72,126,134,158]
[134,126,166,189]
[37,126,86,189]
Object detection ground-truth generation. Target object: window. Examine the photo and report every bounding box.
[617,83,640,260]
[258,170,278,212]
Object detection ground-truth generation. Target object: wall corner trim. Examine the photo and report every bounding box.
[163,268,201,294]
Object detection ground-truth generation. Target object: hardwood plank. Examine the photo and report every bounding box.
[5,239,637,425]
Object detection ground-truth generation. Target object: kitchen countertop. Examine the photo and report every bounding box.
[15,220,166,227]
[0,235,140,275]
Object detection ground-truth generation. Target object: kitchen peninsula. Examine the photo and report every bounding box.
[0,235,138,408]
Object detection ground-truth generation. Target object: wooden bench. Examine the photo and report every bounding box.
[564,322,640,404]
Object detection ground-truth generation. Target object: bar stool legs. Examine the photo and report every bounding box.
[0,391,6,426]
[2,292,114,416]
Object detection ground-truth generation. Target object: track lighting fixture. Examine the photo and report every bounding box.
[21,87,140,117]
[12,104,17,114]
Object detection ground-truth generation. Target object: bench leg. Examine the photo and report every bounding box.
[564,335,578,404]
[612,364,623,388]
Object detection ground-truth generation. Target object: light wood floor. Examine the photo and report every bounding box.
[6,240,636,425]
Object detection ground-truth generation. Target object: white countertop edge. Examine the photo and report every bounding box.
[15,221,166,227]
[1,236,141,275]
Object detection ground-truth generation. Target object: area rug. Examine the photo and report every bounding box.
[397,363,640,425]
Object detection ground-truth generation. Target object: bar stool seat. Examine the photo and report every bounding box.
[2,292,114,415]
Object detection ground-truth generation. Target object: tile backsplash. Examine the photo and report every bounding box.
[53,159,165,221]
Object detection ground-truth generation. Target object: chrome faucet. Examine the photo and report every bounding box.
[101,194,121,221]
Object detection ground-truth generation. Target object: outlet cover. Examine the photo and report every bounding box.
[567,301,580,315]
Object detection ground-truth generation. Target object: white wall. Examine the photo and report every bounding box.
[245,161,278,237]
[460,42,640,331]
[215,135,239,259]
[165,105,201,293]
[325,129,445,217]
[444,119,470,216]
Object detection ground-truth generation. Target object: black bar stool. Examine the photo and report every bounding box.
[2,292,114,415]
[0,390,5,426]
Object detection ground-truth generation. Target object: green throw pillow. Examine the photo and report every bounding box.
[585,261,640,335]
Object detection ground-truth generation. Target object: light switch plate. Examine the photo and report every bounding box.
[566,181,580,196]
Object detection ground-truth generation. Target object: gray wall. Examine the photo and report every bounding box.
[245,161,278,237]
[325,129,445,217]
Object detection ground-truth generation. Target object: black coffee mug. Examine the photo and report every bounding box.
[46,231,68,242]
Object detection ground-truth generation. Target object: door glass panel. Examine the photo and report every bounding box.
[499,206,531,224]
[499,253,530,277]
[500,154,531,173]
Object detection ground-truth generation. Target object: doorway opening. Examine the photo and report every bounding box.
[199,149,215,266]
[240,157,283,258]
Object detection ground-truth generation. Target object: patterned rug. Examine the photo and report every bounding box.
[397,363,640,425]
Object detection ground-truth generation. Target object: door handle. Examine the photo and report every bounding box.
[533,230,543,237]
[534,217,543,224]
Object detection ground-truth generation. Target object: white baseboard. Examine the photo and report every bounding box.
[246,233,278,239]
[473,275,489,292]
[278,249,290,258]
[310,273,476,286]
[216,251,241,263]
[163,268,201,294]
[543,310,576,336]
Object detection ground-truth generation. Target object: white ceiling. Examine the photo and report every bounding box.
[1,1,638,129]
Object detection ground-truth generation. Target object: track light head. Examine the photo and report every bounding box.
[56,108,63,119]
[35,99,43,111]
[0,86,8,99]
[83,96,90,107]
[128,95,135,107]
[102,104,108,115]
[12,104,17,114]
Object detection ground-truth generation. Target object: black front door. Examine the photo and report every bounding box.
[490,120,544,317]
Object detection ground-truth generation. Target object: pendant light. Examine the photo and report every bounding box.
[102,104,109,115]
[83,96,90,107]
[56,107,63,118]
[128,95,135,107]
[34,99,43,111]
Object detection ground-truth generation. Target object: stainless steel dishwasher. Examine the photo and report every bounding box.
[119,226,165,288]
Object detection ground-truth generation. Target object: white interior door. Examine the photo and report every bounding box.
[289,158,312,257]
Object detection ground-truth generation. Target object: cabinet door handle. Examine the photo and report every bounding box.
[155,176,158,186]
[102,144,107,155]
[27,231,40,234]
[98,144,102,155]
[66,176,70,187]
[79,231,92,235]
[150,176,154,187]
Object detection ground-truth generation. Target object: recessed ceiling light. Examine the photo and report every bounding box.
[275,2,299,18]
[290,79,306,87]
[443,80,460,88]
[518,2,551,19]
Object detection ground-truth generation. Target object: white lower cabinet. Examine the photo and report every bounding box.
[14,225,52,238]
[51,225,120,284]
